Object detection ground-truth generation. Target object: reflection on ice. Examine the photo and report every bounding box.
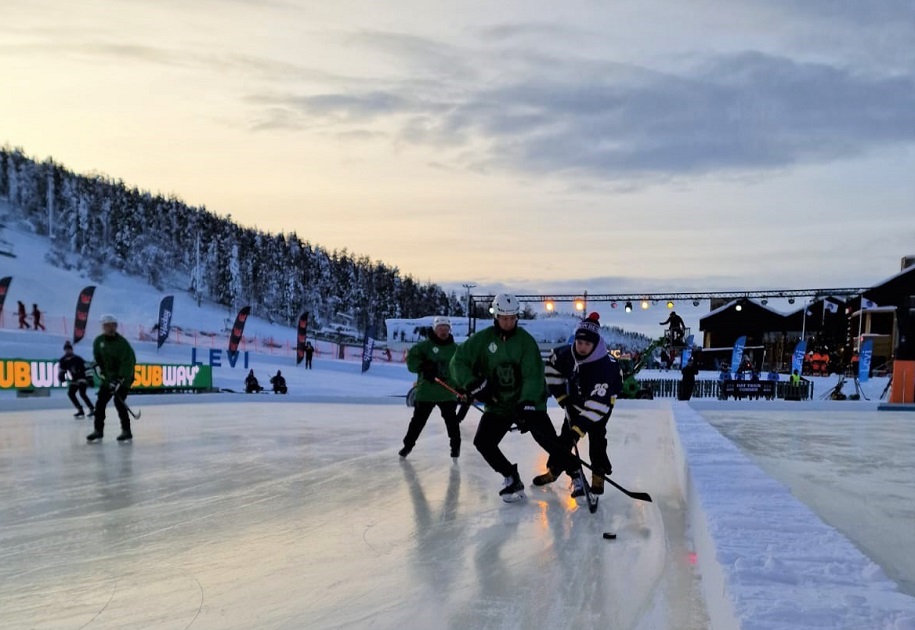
[0,400,707,629]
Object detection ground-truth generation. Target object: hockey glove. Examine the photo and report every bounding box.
[464,379,494,404]
[420,361,439,383]
[567,408,592,441]
[515,401,538,434]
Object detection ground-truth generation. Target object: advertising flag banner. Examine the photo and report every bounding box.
[73,286,96,344]
[730,335,746,376]
[791,340,807,375]
[228,306,252,353]
[0,276,11,318]
[361,323,377,373]
[858,338,873,383]
[157,295,174,349]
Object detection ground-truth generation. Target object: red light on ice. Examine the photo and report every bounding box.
[688,552,698,565]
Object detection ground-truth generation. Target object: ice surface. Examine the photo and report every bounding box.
[0,399,708,629]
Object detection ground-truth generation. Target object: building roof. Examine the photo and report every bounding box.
[864,265,915,307]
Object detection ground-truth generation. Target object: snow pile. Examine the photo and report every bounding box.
[669,404,915,630]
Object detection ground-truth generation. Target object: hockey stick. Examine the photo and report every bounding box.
[576,458,652,503]
[563,409,598,513]
[434,378,483,419]
[114,391,141,420]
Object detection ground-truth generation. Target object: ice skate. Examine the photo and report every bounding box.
[532,469,559,486]
[86,431,103,442]
[591,473,605,495]
[570,473,585,498]
[74,410,85,419]
[116,431,133,442]
[499,465,525,503]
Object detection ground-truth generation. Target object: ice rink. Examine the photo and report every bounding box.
[0,397,708,630]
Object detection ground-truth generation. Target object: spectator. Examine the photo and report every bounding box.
[18,300,30,329]
[270,370,287,394]
[32,304,46,331]
[304,342,315,369]
[245,369,263,393]
[679,357,699,401]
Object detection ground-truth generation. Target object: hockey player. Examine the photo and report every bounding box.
[535,313,622,496]
[58,340,96,418]
[400,316,461,460]
[450,293,577,502]
[86,314,136,442]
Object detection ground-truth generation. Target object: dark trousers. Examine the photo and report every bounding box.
[474,410,574,477]
[678,380,695,401]
[403,401,461,455]
[94,386,131,434]
[305,355,313,369]
[68,382,94,412]
[557,416,612,476]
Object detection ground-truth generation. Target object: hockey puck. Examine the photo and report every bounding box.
[602,532,617,540]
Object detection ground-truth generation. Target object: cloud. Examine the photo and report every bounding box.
[251,46,915,183]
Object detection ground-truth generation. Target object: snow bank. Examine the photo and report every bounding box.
[669,403,915,630]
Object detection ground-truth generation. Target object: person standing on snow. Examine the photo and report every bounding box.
[450,293,576,502]
[534,313,622,496]
[87,314,136,442]
[400,316,461,460]
[304,342,315,369]
[58,340,96,418]
[32,303,46,331]
[17,300,30,329]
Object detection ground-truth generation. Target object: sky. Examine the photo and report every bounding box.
[2,0,914,303]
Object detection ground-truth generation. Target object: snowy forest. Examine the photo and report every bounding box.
[0,146,464,332]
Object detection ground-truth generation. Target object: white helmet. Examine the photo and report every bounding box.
[433,316,452,329]
[492,293,520,317]
[100,314,118,325]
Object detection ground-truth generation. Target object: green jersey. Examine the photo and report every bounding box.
[93,332,137,386]
[450,324,547,414]
[407,334,459,403]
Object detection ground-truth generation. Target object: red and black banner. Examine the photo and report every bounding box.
[0,276,11,319]
[295,311,309,365]
[228,306,251,353]
[73,286,96,345]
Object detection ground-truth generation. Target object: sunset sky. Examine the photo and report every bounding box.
[2,0,914,307]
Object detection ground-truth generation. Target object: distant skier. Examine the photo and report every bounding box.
[399,316,461,460]
[87,314,136,442]
[245,369,263,393]
[32,303,46,331]
[17,300,30,329]
[270,370,287,394]
[659,311,685,344]
[535,313,622,495]
[450,293,576,502]
[58,340,95,418]
[304,342,315,369]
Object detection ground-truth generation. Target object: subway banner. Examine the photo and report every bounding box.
[0,359,212,391]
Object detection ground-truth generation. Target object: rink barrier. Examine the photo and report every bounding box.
[638,378,812,400]
[669,404,915,630]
